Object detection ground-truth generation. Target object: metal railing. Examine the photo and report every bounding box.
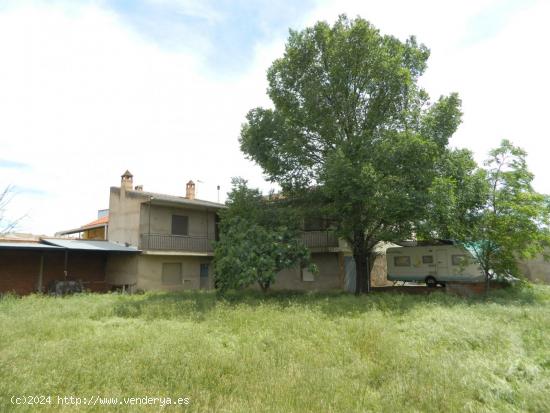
[140,231,337,252]
[140,233,214,252]
[300,230,339,249]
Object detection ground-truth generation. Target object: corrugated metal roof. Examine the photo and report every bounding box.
[41,239,139,252]
[0,242,62,251]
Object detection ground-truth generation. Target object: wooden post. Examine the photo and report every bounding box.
[37,253,44,293]
[64,250,68,280]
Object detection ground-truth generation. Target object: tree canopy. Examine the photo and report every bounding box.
[240,15,463,293]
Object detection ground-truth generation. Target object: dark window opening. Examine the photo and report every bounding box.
[171,215,189,235]
[422,255,434,264]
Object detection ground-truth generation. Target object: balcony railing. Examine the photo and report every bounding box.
[140,231,338,253]
[300,230,339,249]
[140,233,214,252]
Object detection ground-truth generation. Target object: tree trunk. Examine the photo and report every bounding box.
[484,271,491,296]
[259,281,270,293]
[353,230,368,295]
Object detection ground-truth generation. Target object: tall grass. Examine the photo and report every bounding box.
[1,286,549,412]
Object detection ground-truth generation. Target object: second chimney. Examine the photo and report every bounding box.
[186,180,195,200]
[121,170,133,191]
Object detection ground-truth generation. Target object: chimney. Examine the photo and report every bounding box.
[121,170,133,191]
[186,180,195,200]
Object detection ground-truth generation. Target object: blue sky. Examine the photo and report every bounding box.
[463,0,538,45]
[103,0,315,76]
[0,159,28,169]
[0,0,549,235]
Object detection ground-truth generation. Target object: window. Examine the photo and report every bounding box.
[171,215,189,235]
[394,256,411,267]
[422,255,434,264]
[162,263,182,284]
[302,267,315,282]
[452,255,468,266]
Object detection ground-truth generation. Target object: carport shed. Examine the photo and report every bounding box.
[0,239,139,295]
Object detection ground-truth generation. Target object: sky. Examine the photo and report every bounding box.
[0,0,549,235]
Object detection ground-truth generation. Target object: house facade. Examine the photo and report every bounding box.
[105,171,221,292]
[104,171,375,292]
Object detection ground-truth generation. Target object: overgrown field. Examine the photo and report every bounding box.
[1,286,549,412]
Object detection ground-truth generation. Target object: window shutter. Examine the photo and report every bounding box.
[171,215,189,235]
[162,263,182,284]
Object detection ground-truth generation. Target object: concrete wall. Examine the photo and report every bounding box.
[518,251,550,284]
[135,255,213,291]
[139,204,216,240]
[105,254,139,286]
[269,252,343,291]
[108,187,144,247]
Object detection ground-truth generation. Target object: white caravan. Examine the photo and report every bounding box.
[386,245,484,286]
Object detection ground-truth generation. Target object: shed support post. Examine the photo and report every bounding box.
[37,253,44,292]
[64,250,68,280]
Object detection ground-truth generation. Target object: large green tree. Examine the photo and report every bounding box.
[240,15,462,293]
[213,178,313,293]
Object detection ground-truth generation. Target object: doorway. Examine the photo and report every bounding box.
[200,263,209,289]
[435,250,448,277]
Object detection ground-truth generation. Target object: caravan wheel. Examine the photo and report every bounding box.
[425,276,437,288]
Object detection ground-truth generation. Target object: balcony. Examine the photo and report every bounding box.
[300,230,339,249]
[140,231,338,254]
[140,233,214,253]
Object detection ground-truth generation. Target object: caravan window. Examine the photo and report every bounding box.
[422,255,434,264]
[394,256,411,267]
[452,255,468,266]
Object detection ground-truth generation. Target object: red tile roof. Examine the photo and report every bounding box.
[82,215,109,228]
